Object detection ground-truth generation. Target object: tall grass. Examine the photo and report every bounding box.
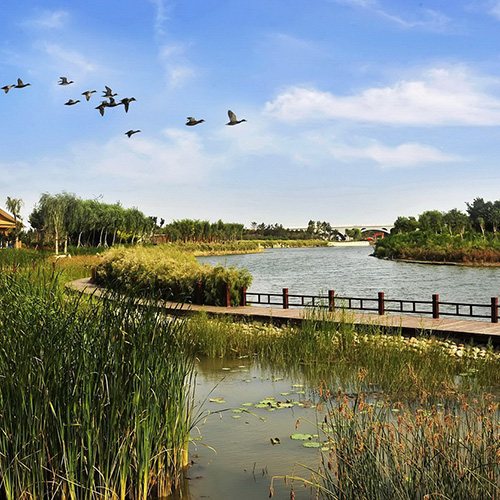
[184,311,500,398]
[0,270,196,499]
[307,391,500,500]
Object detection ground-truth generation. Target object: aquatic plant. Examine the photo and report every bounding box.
[297,391,500,500]
[0,270,196,499]
[184,311,500,398]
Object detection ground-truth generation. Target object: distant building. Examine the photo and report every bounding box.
[0,208,16,235]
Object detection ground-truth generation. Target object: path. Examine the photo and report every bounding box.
[66,278,500,346]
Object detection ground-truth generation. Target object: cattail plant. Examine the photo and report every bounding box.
[0,270,197,499]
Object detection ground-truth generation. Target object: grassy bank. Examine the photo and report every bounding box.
[374,231,500,264]
[0,270,196,499]
[184,311,500,399]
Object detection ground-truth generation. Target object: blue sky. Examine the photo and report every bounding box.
[2,0,500,227]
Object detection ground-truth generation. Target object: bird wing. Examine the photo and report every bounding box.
[104,86,112,94]
[187,117,196,123]
[17,78,24,85]
[228,110,237,122]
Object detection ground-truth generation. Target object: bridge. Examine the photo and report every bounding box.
[330,224,394,237]
[291,224,394,237]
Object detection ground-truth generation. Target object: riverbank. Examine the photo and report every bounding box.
[376,256,500,267]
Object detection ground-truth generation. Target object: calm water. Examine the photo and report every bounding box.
[180,358,326,500]
[198,246,500,303]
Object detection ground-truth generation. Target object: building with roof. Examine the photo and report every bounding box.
[0,208,16,235]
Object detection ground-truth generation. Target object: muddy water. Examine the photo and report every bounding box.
[179,357,328,500]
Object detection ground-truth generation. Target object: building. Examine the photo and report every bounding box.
[0,208,16,235]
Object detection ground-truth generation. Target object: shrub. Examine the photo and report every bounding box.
[96,246,252,305]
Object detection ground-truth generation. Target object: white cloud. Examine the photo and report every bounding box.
[167,65,196,89]
[489,1,500,19]
[149,0,171,37]
[265,66,500,126]
[329,142,461,167]
[41,42,99,74]
[331,0,453,32]
[77,128,222,184]
[23,10,69,30]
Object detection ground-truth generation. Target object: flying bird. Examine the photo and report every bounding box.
[226,109,246,125]
[102,86,117,98]
[58,77,74,86]
[106,97,119,107]
[119,97,136,113]
[81,90,97,101]
[14,78,30,89]
[186,117,205,126]
[64,99,80,105]
[95,101,109,116]
[1,84,15,93]
[125,129,141,138]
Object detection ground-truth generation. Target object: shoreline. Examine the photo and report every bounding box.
[375,256,500,268]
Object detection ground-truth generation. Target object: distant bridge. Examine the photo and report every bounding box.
[291,224,394,237]
[330,224,394,237]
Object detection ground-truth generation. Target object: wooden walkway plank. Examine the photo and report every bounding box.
[66,278,500,346]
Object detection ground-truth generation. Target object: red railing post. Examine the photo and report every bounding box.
[195,280,203,304]
[432,294,440,319]
[240,286,247,306]
[225,282,231,307]
[328,290,335,312]
[12,263,17,272]
[491,297,498,323]
[283,288,289,309]
[378,292,385,315]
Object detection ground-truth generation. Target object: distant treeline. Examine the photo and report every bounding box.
[375,197,500,263]
[27,193,156,253]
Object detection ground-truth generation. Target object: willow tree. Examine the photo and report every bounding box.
[5,196,24,249]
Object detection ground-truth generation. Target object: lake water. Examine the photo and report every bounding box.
[198,246,500,304]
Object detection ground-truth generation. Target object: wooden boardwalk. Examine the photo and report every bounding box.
[67,278,500,346]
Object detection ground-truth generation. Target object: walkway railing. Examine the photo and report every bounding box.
[242,288,499,323]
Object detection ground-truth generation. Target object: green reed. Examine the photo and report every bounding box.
[184,310,500,398]
[298,391,500,500]
[0,270,196,499]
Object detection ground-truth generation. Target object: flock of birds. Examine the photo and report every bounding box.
[1,77,247,138]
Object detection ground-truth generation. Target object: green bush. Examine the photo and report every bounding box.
[96,246,252,305]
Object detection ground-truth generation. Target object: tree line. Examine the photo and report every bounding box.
[392,198,500,237]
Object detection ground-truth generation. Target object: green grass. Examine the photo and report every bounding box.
[0,270,197,499]
[183,310,500,399]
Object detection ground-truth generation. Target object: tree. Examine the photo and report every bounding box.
[443,209,469,237]
[5,196,24,249]
[418,210,444,233]
[392,216,419,234]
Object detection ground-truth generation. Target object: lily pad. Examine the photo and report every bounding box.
[209,397,226,404]
[232,415,242,419]
[302,442,322,448]
[241,402,254,407]
[290,433,318,441]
